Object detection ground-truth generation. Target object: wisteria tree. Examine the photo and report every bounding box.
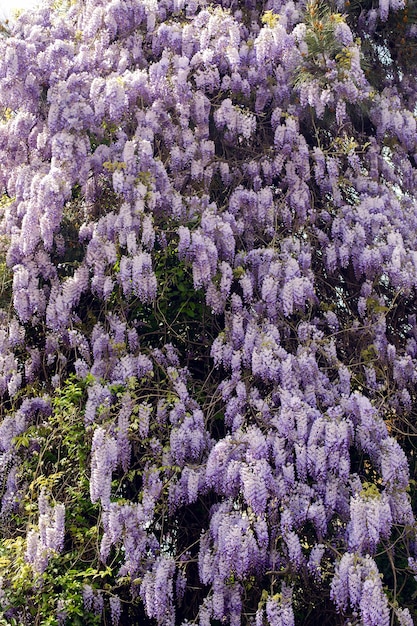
[0,0,417,624]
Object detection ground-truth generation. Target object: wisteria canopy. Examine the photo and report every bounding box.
[0,0,417,624]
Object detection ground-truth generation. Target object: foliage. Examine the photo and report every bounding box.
[0,0,417,624]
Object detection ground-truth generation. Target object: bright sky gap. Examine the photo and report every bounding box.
[0,0,41,22]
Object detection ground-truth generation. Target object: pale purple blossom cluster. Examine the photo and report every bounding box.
[90,426,119,507]
[0,0,416,623]
[256,583,295,626]
[330,553,391,626]
[25,490,65,574]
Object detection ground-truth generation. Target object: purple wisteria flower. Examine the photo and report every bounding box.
[25,490,65,574]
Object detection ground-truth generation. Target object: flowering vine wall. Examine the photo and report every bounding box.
[0,0,416,624]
